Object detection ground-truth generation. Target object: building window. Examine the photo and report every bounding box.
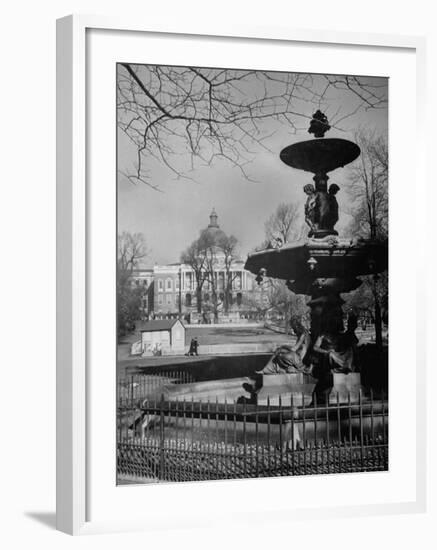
[234,272,242,290]
[236,292,242,306]
[167,295,172,305]
[175,276,180,290]
[218,272,224,290]
[204,293,210,302]
[158,279,164,292]
[246,275,253,291]
[185,272,193,290]
[166,278,172,291]
[158,295,163,305]
[185,293,192,307]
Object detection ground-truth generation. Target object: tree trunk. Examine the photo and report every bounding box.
[211,291,219,323]
[196,287,202,313]
[223,286,231,314]
[371,279,383,349]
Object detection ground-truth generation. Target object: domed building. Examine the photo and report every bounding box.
[133,209,268,323]
[206,207,221,234]
[199,208,229,249]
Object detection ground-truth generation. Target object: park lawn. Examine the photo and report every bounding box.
[117,325,293,368]
[184,326,290,346]
[118,325,291,350]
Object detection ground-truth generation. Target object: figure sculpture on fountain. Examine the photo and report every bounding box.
[304,178,340,238]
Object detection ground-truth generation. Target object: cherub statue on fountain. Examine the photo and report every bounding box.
[304,183,317,236]
[304,180,340,238]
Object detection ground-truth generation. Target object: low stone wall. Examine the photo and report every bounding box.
[185,322,264,328]
[129,353,272,381]
[195,342,278,355]
[263,322,288,334]
[137,341,283,357]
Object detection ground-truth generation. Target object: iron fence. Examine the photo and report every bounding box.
[117,387,388,483]
[117,371,195,405]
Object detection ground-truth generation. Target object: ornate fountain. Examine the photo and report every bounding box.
[244,111,388,399]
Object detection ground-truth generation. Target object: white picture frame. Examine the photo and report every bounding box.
[56,14,427,535]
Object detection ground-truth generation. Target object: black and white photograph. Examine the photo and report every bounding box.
[116,63,388,484]
[2,0,434,544]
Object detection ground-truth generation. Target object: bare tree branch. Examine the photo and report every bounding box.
[117,64,387,187]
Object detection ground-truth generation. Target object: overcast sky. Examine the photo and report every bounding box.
[117,68,388,266]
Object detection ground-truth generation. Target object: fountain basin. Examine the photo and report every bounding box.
[154,372,363,405]
[280,138,360,174]
[245,239,387,288]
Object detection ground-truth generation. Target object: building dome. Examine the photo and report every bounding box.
[208,208,219,229]
[203,208,227,243]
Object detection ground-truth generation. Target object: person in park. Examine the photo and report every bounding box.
[187,337,199,356]
[193,337,199,356]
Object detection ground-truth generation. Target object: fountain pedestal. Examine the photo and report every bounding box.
[257,373,363,406]
[330,373,363,403]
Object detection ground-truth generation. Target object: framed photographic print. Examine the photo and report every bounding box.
[57,15,426,535]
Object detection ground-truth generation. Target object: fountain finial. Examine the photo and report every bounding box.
[308,110,331,138]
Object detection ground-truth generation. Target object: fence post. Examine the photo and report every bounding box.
[336,391,342,472]
[243,398,247,478]
[267,396,271,473]
[302,392,307,474]
[255,400,259,478]
[278,395,283,475]
[348,391,353,472]
[159,393,165,480]
[359,389,364,470]
[215,397,219,480]
[182,398,186,481]
[290,394,295,475]
[207,399,211,481]
[224,398,228,479]
[130,375,134,407]
[233,400,237,479]
[175,397,179,482]
[324,396,329,474]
